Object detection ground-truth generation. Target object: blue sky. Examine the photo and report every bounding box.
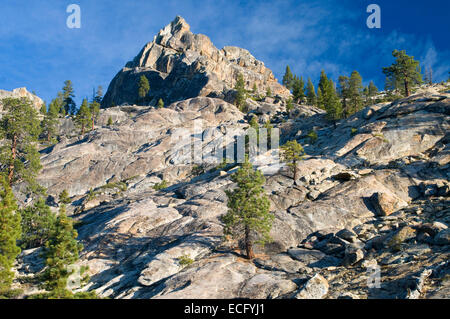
[0,0,449,106]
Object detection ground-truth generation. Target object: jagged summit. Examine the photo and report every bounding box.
[101,16,289,108]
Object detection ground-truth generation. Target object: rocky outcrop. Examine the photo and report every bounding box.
[101,16,289,108]
[0,87,44,112]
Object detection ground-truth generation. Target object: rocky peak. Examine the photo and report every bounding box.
[0,87,44,112]
[102,16,289,108]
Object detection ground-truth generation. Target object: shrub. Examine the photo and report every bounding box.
[307,130,318,144]
[153,180,168,191]
[177,255,194,267]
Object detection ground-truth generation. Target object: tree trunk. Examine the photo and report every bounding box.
[245,226,255,260]
[404,79,410,97]
[81,124,85,135]
[8,135,17,185]
[92,116,95,130]
[293,160,298,181]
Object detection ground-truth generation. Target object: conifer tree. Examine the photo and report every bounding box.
[0,98,42,190]
[138,75,150,103]
[266,87,272,97]
[222,158,273,260]
[41,98,60,143]
[234,73,247,111]
[107,116,113,127]
[20,198,56,249]
[286,98,294,113]
[348,71,364,114]
[306,77,317,106]
[62,81,76,116]
[338,75,350,116]
[0,177,21,296]
[157,98,164,109]
[317,72,343,124]
[282,65,294,91]
[382,49,422,97]
[75,99,91,135]
[368,81,378,97]
[280,140,305,181]
[93,86,103,104]
[252,83,258,95]
[89,101,100,131]
[40,103,47,115]
[292,76,305,103]
[41,204,83,295]
[59,190,71,205]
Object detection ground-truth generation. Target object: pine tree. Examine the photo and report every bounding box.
[93,86,103,104]
[40,103,47,115]
[286,98,294,113]
[266,87,272,97]
[157,98,164,109]
[20,198,56,249]
[107,116,113,127]
[62,81,76,116]
[89,101,100,131]
[324,79,343,124]
[292,76,305,103]
[138,75,150,103]
[306,77,317,106]
[338,75,349,116]
[282,65,294,91]
[280,140,305,181]
[252,83,258,95]
[59,190,71,205]
[0,177,21,296]
[0,97,42,191]
[317,71,343,123]
[234,73,247,111]
[41,204,83,295]
[41,98,60,143]
[75,99,91,135]
[382,49,422,97]
[368,81,378,97]
[348,71,364,115]
[222,158,273,260]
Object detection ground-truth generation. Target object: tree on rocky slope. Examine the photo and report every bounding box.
[75,99,91,135]
[306,77,317,106]
[383,49,422,97]
[62,80,76,116]
[281,140,305,181]
[89,100,100,131]
[317,72,343,124]
[20,198,56,249]
[58,190,71,205]
[138,75,150,104]
[347,70,364,115]
[0,177,21,297]
[0,97,42,192]
[40,204,83,296]
[282,65,294,91]
[41,98,60,143]
[292,76,305,103]
[222,158,273,260]
[157,98,164,108]
[234,73,247,112]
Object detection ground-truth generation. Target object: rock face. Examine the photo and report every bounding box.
[0,87,44,112]
[101,16,289,108]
